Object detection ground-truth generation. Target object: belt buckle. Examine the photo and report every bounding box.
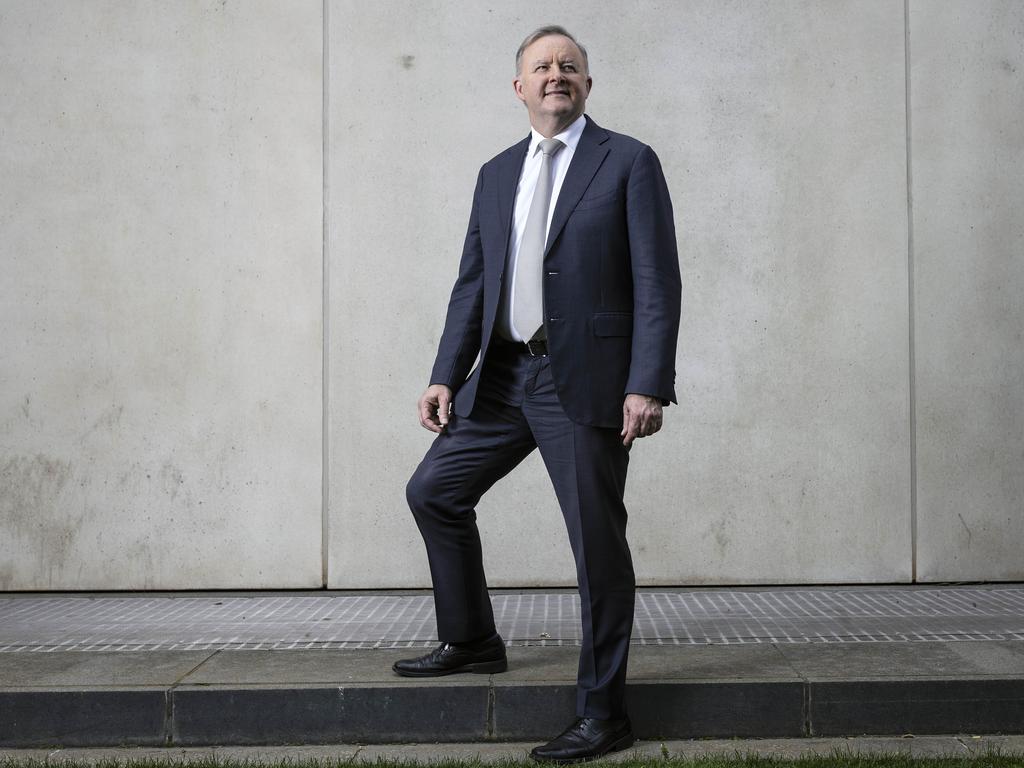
[525,339,547,357]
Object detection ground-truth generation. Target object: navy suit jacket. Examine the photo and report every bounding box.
[430,115,682,429]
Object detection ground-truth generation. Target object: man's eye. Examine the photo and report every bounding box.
[564,65,576,72]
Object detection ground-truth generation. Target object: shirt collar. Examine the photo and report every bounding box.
[528,113,587,156]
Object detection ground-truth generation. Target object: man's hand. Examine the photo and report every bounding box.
[621,393,664,447]
[418,384,454,433]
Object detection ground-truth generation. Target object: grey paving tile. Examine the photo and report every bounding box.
[181,648,409,684]
[626,644,800,680]
[945,639,1024,675]
[499,645,578,680]
[0,650,213,686]
[499,644,801,683]
[776,641,986,678]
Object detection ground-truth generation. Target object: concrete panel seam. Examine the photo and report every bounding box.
[321,0,331,587]
[165,651,218,746]
[904,0,919,583]
[163,687,173,747]
[774,642,813,736]
[486,677,496,739]
[803,679,813,737]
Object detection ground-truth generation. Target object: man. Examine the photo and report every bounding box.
[395,25,681,763]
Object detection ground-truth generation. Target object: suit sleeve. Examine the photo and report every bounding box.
[624,145,682,404]
[429,167,486,391]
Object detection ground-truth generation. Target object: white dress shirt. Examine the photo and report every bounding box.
[499,114,587,342]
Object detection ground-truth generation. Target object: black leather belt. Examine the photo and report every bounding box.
[524,338,548,357]
[495,337,548,357]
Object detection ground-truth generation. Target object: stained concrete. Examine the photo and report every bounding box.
[0,1,324,589]
[910,2,1024,581]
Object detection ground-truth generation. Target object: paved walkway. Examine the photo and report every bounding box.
[1,585,1023,747]
[4,735,1024,763]
[4,585,1024,651]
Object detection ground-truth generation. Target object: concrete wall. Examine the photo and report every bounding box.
[1,1,1021,589]
[910,1,1024,581]
[0,1,324,589]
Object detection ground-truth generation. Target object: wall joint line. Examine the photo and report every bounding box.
[321,0,331,588]
[904,0,918,583]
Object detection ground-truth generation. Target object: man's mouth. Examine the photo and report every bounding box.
[545,90,569,97]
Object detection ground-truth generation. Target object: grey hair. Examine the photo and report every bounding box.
[515,25,589,76]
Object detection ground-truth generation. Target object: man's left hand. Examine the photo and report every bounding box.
[621,393,664,447]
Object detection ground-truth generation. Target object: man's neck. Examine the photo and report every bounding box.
[532,113,582,139]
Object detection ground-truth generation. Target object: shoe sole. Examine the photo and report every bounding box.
[530,731,635,764]
[392,657,508,677]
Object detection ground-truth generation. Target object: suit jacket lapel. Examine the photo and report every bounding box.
[546,116,610,255]
[497,136,530,251]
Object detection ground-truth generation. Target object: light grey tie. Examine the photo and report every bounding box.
[514,138,564,341]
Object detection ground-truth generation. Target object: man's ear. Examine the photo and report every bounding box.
[513,77,526,104]
[585,76,593,95]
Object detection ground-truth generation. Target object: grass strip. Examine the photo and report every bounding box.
[4,750,1024,768]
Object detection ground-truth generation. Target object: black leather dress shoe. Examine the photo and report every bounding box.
[530,716,634,763]
[392,633,507,677]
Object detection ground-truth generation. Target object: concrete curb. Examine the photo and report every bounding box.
[3,676,1024,747]
[4,640,1024,747]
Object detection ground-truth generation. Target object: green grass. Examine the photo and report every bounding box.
[4,752,1024,768]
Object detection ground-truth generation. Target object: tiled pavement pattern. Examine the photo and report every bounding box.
[2,586,1023,652]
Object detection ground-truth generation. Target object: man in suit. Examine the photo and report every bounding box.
[394,25,681,763]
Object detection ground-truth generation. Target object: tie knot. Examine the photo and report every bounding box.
[538,138,564,158]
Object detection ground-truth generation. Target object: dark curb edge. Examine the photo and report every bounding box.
[2,678,1023,747]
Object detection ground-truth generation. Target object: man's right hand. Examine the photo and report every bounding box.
[418,384,453,433]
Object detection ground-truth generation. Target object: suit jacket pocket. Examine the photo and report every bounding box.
[573,188,623,211]
[592,312,634,337]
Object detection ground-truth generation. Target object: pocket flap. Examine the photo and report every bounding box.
[592,312,634,337]
[574,188,622,211]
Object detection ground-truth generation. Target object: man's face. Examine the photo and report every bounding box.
[514,35,592,133]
